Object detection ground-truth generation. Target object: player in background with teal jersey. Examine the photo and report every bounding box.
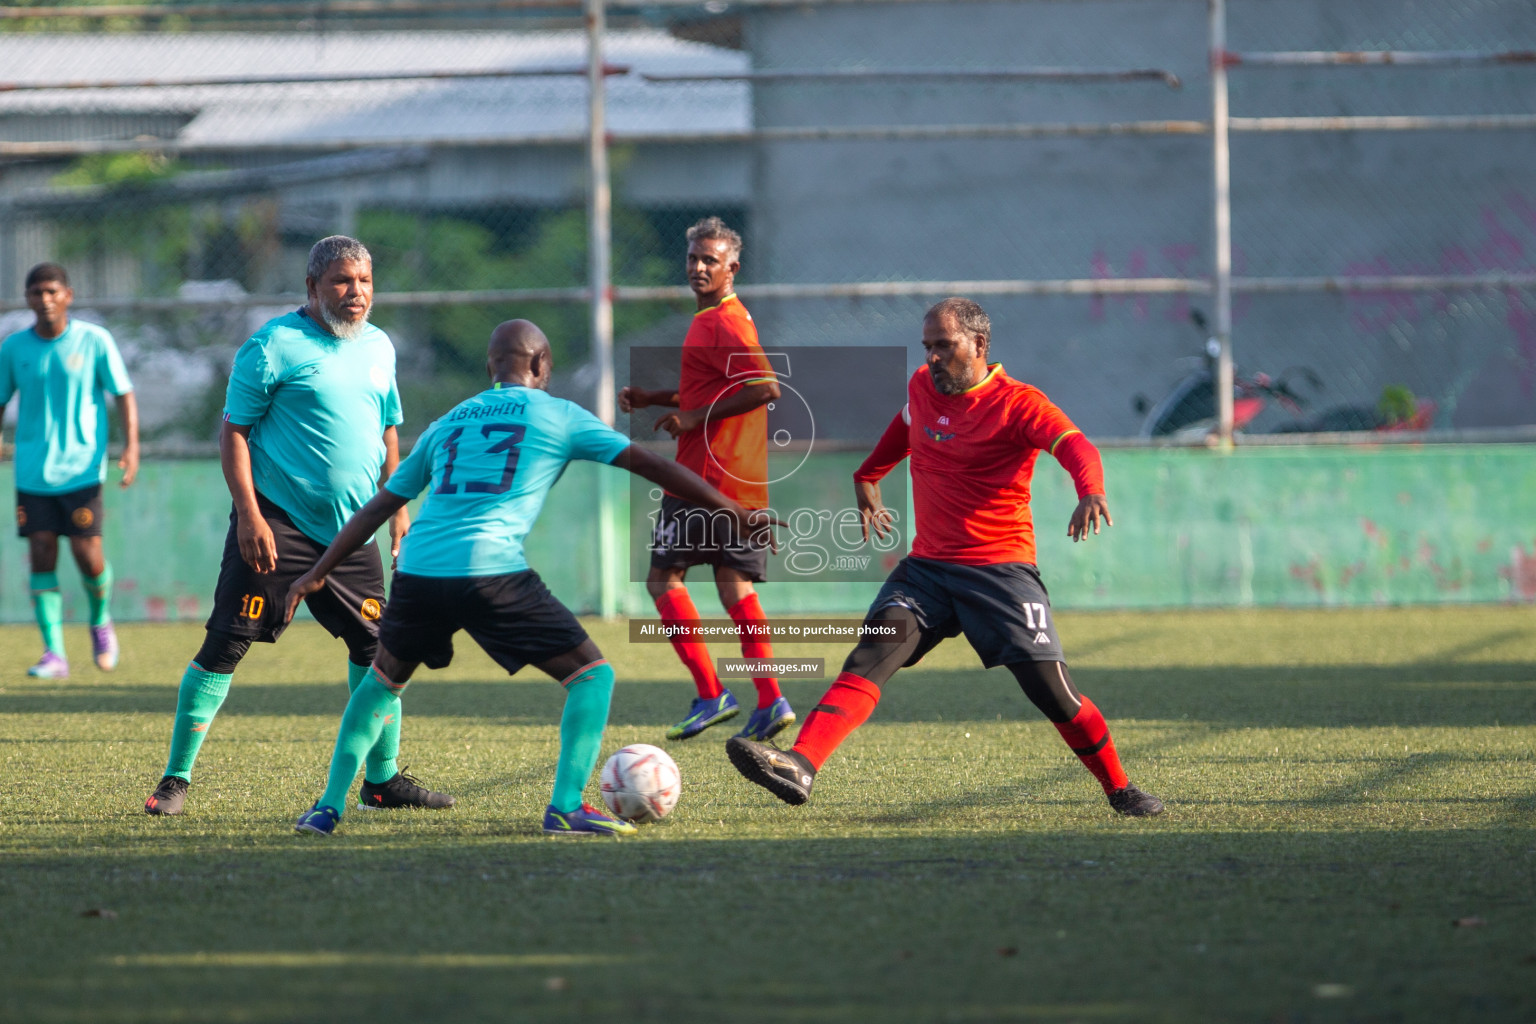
[287,320,778,837]
[145,236,450,817]
[0,263,139,679]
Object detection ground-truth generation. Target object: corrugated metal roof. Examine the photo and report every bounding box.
[0,31,750,142]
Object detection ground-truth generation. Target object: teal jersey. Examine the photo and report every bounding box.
[387,385,631,577]
[224,309,403,544]
[0,320,133,495]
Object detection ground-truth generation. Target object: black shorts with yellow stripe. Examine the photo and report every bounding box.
[206,491,385,646]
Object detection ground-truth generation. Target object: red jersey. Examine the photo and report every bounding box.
[854,364,1105,565]
[674,294,775,509]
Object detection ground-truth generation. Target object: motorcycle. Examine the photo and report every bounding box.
[1132,311,1434,440]
[1132,310,1318,440]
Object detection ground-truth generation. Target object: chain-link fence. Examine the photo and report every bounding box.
[1,0,1533,450]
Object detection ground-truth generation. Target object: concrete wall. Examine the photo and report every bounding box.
[741,0,1536,436]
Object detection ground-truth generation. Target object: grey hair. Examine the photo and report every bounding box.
[306,235,371,281]
[685,216,742,261]
[927,296,991,347]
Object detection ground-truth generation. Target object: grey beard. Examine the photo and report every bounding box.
[932,366,976,395]
[320,302,371,340]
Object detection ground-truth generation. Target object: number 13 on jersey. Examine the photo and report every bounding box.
[434,422,526,496]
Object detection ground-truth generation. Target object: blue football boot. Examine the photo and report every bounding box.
[734,696,796,741]
[542,803,638,837]
[294,803,341,836]
[665,691,740,740]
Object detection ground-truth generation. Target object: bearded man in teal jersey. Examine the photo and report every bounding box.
[145,236,450,817]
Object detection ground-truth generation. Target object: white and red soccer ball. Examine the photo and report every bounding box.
[600,743,681,823]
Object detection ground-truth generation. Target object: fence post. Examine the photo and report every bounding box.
[586,0,620,617]
[1210,0,1235,448]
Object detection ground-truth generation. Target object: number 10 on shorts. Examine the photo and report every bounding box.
[240,594,266,619]
[1022,602,1048,630]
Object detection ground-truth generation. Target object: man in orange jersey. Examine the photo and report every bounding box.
[619,217,795,742]
[727,297,1164,817]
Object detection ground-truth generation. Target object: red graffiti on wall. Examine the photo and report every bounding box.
[1088,243,1244,324]
[1500,543,1536,601]
[1343,191,1536,396]
[1088,192,1536,393]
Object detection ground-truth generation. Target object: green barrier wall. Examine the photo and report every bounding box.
[0,445,1530,625]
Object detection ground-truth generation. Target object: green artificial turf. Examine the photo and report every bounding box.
[1,608,1533,1023]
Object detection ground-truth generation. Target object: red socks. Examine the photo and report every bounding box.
[653,589,722,699]
[792,671,882,769]
[727,593,782,708]
[1052,695,1130,795]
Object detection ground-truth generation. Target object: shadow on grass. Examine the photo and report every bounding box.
[3,830,1534,1024]
[4,661,1536,728]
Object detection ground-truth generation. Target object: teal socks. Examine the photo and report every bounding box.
[349,660,400,785]
[319,667,406,815]
[29,572,65,656]
[550,660,617,813]
[27,564,116,654]
[85,562,114,627]
[163,662,234,780]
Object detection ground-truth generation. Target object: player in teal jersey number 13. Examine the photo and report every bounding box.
[289,320,780,837]
[0,263,139,679]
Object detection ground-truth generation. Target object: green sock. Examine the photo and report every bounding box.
[319,668,405,816]
[349,660,400,785]
[84,562,114,627]
[163,662,234,780]
[550,660,617,813]
[29,572,65,656]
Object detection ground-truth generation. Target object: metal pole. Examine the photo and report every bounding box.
[0,121,1216,159]
[1223,48,1536,68]
[1230,113,1536,133]
[0,209,12,303]
[642,67,1183,87]
[0,66,614,92]
[1210,0,1235,448]
[587,0,619,619]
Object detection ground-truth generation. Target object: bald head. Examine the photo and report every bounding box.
[488,319,553,389]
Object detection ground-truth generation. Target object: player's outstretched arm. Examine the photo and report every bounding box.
[612,443,784,549]
[220,420,277,574]
[852,408,909,542]
[283,488,410,623]
[1049,431,1113,542]
[379,425,410,565]
[653,380,778,439]
[618,386,679,413]
[855,479,894,543]
[115,391,140,488]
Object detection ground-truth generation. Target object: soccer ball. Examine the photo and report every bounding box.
[600,744,681,824]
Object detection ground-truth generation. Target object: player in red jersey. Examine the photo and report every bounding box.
[727,297,1164,816]
[618,218,795,743]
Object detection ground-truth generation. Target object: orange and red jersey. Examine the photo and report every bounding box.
[674,293,775,509]
[854,364,1105,566]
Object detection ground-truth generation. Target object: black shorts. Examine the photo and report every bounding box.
[649,494,768,581]
[379,570,589,676]
[867,556,1065,668]
[206,492,385,646]
[17,485,104,538]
